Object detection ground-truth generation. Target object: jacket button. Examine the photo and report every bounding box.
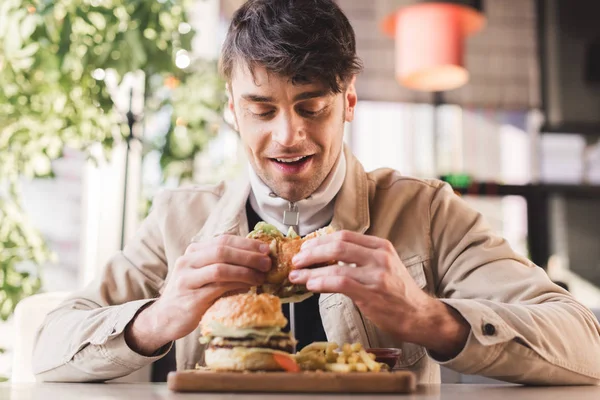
[483,323,496,336]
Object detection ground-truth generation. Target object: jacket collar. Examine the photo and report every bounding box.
[192,145,370,241]
[330,145,370,234]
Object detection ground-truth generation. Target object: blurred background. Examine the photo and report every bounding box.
[1,0,599,383]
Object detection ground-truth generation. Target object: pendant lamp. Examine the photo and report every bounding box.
[381,0,486,92]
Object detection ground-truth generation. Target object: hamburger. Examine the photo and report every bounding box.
[200,293,298,371]
[247,222,335,303]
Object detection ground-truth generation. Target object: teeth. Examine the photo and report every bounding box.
[275,156,306,163]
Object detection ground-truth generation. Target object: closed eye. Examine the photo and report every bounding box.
[298,107,327,118]
[300,109,319,117]
[251,110,276,119]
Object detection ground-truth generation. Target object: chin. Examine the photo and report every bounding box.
[263,179,310,201]
[275,187,309,203]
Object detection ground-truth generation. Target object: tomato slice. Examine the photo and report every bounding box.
[273,354,301,373]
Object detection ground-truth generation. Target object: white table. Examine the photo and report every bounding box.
[2,383,600,400]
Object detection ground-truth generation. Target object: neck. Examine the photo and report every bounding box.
[248,151,346,236]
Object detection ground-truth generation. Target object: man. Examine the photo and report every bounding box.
[34,0,600,384]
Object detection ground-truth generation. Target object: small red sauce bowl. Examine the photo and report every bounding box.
[366,348,402,369]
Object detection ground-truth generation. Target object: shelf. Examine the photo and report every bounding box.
[445,181,600,199]
[540,122,600,137]
[440,177,600,268]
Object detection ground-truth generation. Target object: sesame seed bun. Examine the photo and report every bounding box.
[200,293,287,337]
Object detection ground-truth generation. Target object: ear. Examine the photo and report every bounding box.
[226,82,235,113]
[225,83,239,132]
[344,76,358,123]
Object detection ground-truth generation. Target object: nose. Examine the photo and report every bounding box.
[272,113,304,147]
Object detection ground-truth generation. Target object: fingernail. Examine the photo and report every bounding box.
[260,244,270,253]
[289,270,302,281]
[292,253,303,265]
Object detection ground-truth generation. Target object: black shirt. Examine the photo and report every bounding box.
[246,201,327,350]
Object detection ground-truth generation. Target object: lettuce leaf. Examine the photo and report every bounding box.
[201,321,288,342]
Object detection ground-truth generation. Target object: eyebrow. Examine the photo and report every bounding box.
[293,90,329,101]
[241,90,329,103]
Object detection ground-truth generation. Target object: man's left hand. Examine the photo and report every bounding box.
[289,230,470,359]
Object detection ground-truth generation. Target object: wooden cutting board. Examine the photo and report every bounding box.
[167,369,417,393]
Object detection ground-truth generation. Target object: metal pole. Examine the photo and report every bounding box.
[289,302,296,346]
[433,91,444,176]
[120,88,136,250]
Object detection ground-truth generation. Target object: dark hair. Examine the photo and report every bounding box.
[220,0,363,93]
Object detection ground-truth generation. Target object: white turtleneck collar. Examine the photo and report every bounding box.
[248,151,346,236]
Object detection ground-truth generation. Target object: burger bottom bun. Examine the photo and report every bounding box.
[204,347,291,371]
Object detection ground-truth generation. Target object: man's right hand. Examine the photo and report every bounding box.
[124,235,271,356]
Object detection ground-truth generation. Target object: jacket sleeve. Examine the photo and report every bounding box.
[429,182,600,385]
[32,191,173,382]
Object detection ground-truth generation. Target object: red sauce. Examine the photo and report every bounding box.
[366,348,402,369]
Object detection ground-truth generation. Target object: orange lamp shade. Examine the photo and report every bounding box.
[381,2,485,92]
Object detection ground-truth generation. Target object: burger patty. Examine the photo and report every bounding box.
[208,336,296,353]
[259,280,308,298]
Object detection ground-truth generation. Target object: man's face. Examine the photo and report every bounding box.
[228,65,357,202]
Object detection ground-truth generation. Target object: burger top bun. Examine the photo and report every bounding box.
[200,293,287,336]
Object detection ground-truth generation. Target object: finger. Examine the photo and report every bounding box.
[183,263,266,288]
[183,245,272,272]
[222,286,254,297]
[203,282,255,300]
[305,275,366,301]
[289,264,364,285]
[302,230,385,251]
[292,240,372,269]
[187,235,271,255]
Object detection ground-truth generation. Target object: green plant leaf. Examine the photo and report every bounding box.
[124,29,148,68]
[0,0,209,320]
[4,12,23,56]
[37,1,55,17]
[10,57,35,70]
[57,14,72,62]
[20,14,38,40]
[15,42,39,59]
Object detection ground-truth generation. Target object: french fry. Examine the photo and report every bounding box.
[347,353,359,364]
[325,346,337,363]
[354,363,368,372]
[296,341,384,373]
[296,352,325,364]
[295,353,326,370]
[350,343,363,352]
[293,355,310,364]
[327,342,339,352]
[324,363,352,373]
[359,350,381,372]
[342,343,352,356]
[299,342,331,354]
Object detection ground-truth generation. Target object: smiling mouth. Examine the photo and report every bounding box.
[269,155,314,173]
[273,155,310,163]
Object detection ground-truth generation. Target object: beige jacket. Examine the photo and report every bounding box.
[33,147,600,384]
